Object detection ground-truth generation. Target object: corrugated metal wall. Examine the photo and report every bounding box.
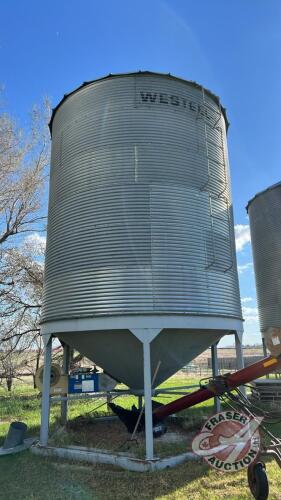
[248,183,281,331]
[42,73,242,322]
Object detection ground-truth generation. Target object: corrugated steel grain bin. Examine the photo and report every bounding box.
[41,72,243,388]
[247,182,281,354]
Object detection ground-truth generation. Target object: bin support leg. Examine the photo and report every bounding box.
[211,342,221,412]
[40,335,52,446]
[235,331,244,370]
[235,330,245,394]
[262,337,267,358]
[61,343,70,426]
[143,340,154,460]
[130,328,161,461]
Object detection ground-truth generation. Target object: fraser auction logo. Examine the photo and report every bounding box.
[192,411,263,472]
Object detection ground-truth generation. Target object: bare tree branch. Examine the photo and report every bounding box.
[0,94,50,389]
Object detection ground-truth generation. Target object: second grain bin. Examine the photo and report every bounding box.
[247,182,281,355]
[41,72,243,389]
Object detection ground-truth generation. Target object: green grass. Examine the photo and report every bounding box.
[1,376,281,499]
[1,449,281,500]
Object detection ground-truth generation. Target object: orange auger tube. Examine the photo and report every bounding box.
[153,356,281,421]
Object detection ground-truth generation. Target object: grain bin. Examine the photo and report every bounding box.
[41,72,243,389]
[247,182,281,355]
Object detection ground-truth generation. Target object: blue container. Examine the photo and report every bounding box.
[68,373,99,394]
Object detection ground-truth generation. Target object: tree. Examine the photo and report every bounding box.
[0,100,50,246]
[0,234,45,379]
[0,96,50,384]
[0,336,38,391]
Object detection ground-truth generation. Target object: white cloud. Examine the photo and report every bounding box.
[241,297,253,303]
[238,262,253,274]
[242,306,259,322]
[235,224,251,252]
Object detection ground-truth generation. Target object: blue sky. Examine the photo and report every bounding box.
[1,0,281,345]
